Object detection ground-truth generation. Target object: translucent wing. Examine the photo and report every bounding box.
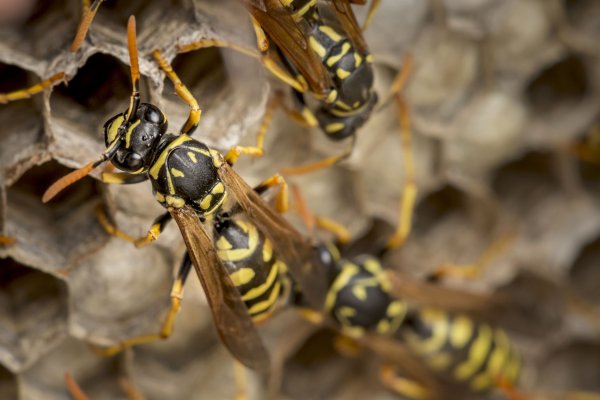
[170,205,270,371]
[363,334,476,400]
[240,0,334,96]
[217,161,328,310]
[324,0,369,54]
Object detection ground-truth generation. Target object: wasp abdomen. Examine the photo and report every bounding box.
[214,217,292,322]
[401,309,521,393]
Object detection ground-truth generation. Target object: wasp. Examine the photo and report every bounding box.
[42,15,328,371]
[224,175,520,399]
[176,0,412,175]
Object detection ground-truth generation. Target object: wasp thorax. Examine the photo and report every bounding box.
[104,103,168,172]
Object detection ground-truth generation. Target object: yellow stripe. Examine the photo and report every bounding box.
[354,52,362,68]
[386,300,407,334]
[229,268,255,287]
[487,330,509,377]
[187,152,198,163]
[200,194,213,210]
[149,134,193,179]
[212,182,225,194]
[242,260,282,301]
[171,168,184,177]
[291,0,317,20]
[125,120,141,148]
[217,221,258,262]
[309,37,327,58]
[319,25,342,42]
[326,42,351,67]
[409,309,449,354]
[107,115,124,143]
[450,315,473,349]
[325,122,345,133]
[155,192,165,203]
[165,195,185,208]
[189,146,211,157]
[216,235,233,250]
[352,285,367,300]
[248,281,281,315]
[336,68,351,79]
[262,239,273,262]
[325,262,359,311]
[454,324,493,381]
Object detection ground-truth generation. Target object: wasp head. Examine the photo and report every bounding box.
[103,103,167,173]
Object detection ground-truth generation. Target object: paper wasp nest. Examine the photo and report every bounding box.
[0,0,599,399]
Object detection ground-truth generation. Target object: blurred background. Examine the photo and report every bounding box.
[0,0,598,399]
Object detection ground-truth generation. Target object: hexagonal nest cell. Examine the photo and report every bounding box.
[0,0,599,399]
[0,258,68,372]
[5,161,108,273]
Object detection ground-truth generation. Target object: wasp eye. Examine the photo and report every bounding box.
[144,106,161,123]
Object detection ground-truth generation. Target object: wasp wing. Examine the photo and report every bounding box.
[324,0,369,55]
[240,0,334,96]
[217,161,328,310]
[363,334,477,400]
[170,205,270,371]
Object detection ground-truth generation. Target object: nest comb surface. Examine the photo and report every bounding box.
[0,0,599,399]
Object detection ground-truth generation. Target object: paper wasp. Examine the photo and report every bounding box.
[42,15,328,371]
[178,0,389,174]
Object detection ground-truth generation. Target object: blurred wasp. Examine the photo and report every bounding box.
[42,15,328,371]
[235,164,522,400]
[178,0,411,175]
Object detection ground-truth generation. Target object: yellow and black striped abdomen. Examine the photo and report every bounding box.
[400,308,521,393]
[214,216,292,323]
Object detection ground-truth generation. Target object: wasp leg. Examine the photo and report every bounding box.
[70,0,105,52]
[152,50,201,136]
[118,373,145,400]
[429,233,514,281]
[315,216,351,246]
[0,72,65,104]
[379,364,431,400]
[64,372,89,400]
[289,183,350,245]
[0,235,15,245]
[94,253,192,356]
[96,206,172,249]
[250,174,289,213]
[279,135,356,176]
[384,56,417,252]
[361,0,382,31]
[332,334,364,358]
[177,31,307,93]
[224,91,285,165]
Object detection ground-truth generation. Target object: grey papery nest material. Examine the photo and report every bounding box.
[0,0,599,399]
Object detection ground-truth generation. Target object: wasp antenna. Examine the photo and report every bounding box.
[42,161,97,203]
[125,15,141,122]
[70,0,104,52]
